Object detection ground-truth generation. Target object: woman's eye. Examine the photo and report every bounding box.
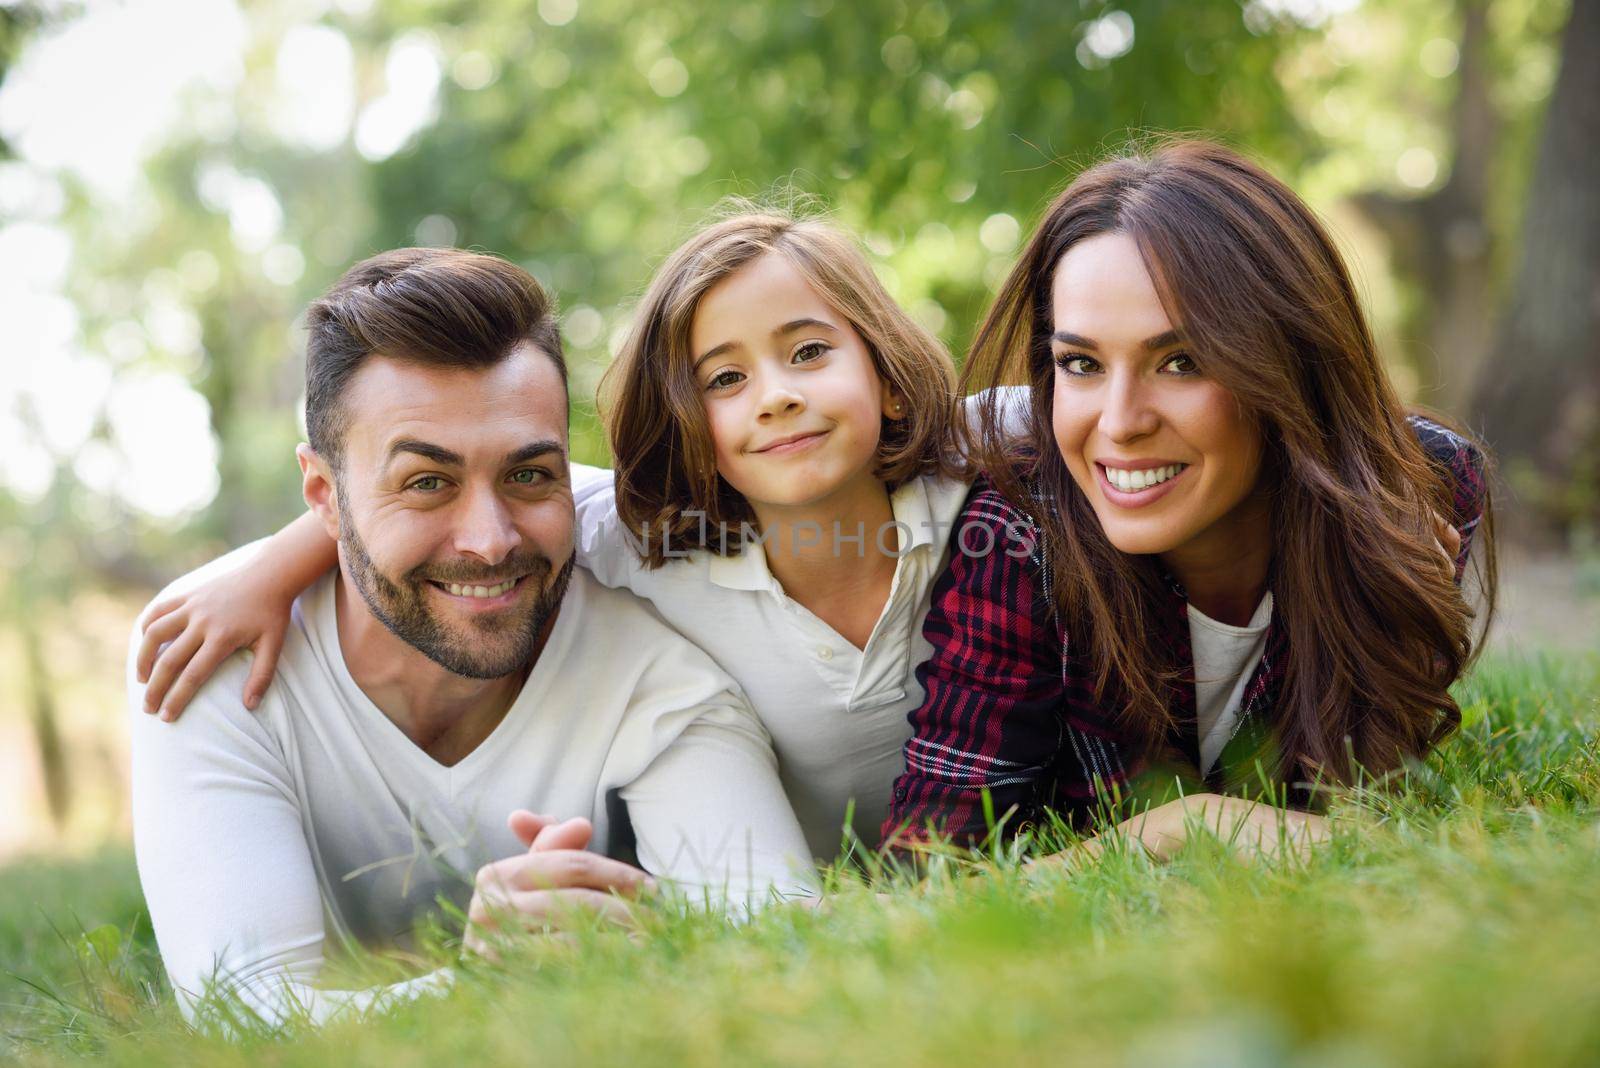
[409,475,444,492]
[1161,352,1199,375]
[706,369,744,391]
[793,341,829,364]
[509,468,549,486]
[1055,353,1098,376]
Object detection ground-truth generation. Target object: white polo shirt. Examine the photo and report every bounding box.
[573,466,972,860]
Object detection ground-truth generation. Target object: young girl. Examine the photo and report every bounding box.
[137,209,1003,861]
[883,139,1496,858]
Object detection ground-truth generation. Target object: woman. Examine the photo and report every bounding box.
[883,138,1495,859]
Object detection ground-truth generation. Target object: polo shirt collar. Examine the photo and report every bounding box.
[704,475,937,591]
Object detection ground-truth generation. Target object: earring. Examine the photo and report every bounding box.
[890,400,905,416]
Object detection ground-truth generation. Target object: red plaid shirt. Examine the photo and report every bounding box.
[883,416,1488,847]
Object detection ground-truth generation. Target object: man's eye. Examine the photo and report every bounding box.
[1055,354,1098,375]
[409,476,444,492]
[509,468,549,485]
[793,341,829,364]
[1162,352,1199,375]
[706,369,744,391]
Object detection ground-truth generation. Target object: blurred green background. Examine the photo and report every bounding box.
[0,0,1594,858]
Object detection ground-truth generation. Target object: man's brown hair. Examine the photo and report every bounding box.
[305,247,566,467]
[600,208,969,568]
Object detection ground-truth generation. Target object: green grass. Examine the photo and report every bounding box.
[3,653,1597,1066]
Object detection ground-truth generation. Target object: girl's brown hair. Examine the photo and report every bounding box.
[601,207,969,567]
[964,138,1497,784]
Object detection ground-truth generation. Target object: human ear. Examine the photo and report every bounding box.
[297,443,342,541]
[881,382,907,421]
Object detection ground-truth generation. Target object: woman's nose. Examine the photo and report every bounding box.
[1098,371,1160,443]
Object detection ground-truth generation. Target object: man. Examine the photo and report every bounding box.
[127,248,815,1027]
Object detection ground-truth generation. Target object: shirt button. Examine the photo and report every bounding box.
[815,646,833,661]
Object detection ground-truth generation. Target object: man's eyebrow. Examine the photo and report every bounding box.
[504,440,566,467]
[692,318,842,373]
[386,439,464,466]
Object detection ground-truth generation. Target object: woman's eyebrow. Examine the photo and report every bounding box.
[1049,329,1185,350]
[1052,330,1098,349]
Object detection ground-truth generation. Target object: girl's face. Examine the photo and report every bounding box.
[1049,232,1265,560]
[689,252,899,511]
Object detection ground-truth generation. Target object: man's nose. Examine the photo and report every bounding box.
[1098,371,1160,443]
[452,485,520,566]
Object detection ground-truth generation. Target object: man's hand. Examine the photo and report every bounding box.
[463,812,656,958]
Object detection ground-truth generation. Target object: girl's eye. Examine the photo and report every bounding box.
[1161,352,1199,375]
[509,468,549,486]
[409,475,444,492]
[706,369,745,391]
[793,341,829,364]
[1055,353,1099,376]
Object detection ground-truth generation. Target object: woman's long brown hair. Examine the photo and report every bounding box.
[964,138,1498,783]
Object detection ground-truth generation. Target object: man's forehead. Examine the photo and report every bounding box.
[342,344,568,461]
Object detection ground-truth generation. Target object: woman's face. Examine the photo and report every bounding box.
[689,252,898,511]
[1049,232,1265,560]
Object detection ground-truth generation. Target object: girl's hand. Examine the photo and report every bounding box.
[136,511,338,722]
[135,572,293,722]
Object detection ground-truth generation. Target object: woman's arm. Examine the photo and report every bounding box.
[881,484,1065,852]
[137,510,337,721]
[1052,793,1329,867]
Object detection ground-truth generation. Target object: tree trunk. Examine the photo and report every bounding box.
[20,617,70,827]
[1353,0,1498,414]
[1471,0,1600,527]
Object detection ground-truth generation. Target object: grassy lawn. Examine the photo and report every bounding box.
[2,654,1596,1066]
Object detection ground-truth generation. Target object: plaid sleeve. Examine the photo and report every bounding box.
[881,483,1064,850]
[1408,415,1489,582]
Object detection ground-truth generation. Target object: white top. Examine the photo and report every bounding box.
[572,466,971,860]
[128,551,815,1028]
[1188,592,1274,775]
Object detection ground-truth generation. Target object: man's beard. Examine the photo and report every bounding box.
[339,501,575,680]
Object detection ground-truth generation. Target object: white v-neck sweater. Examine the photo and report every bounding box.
[128,553,815,1027]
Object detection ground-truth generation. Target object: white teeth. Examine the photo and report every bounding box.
[444,579,517,598]
[1104,463,1185,493]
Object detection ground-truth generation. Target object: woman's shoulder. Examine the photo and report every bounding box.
[960,452,1055,532]
[1406,413,1484,470]
[1404,412,1489,521]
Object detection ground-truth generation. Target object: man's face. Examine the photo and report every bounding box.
[321,343,575,679]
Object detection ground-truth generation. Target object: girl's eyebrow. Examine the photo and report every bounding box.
[693,317,840,372]
[775,317,835,336]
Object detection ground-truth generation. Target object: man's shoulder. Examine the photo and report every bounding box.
[565,564,696,644]
[143,539,271,607]
[127,539,327,739]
